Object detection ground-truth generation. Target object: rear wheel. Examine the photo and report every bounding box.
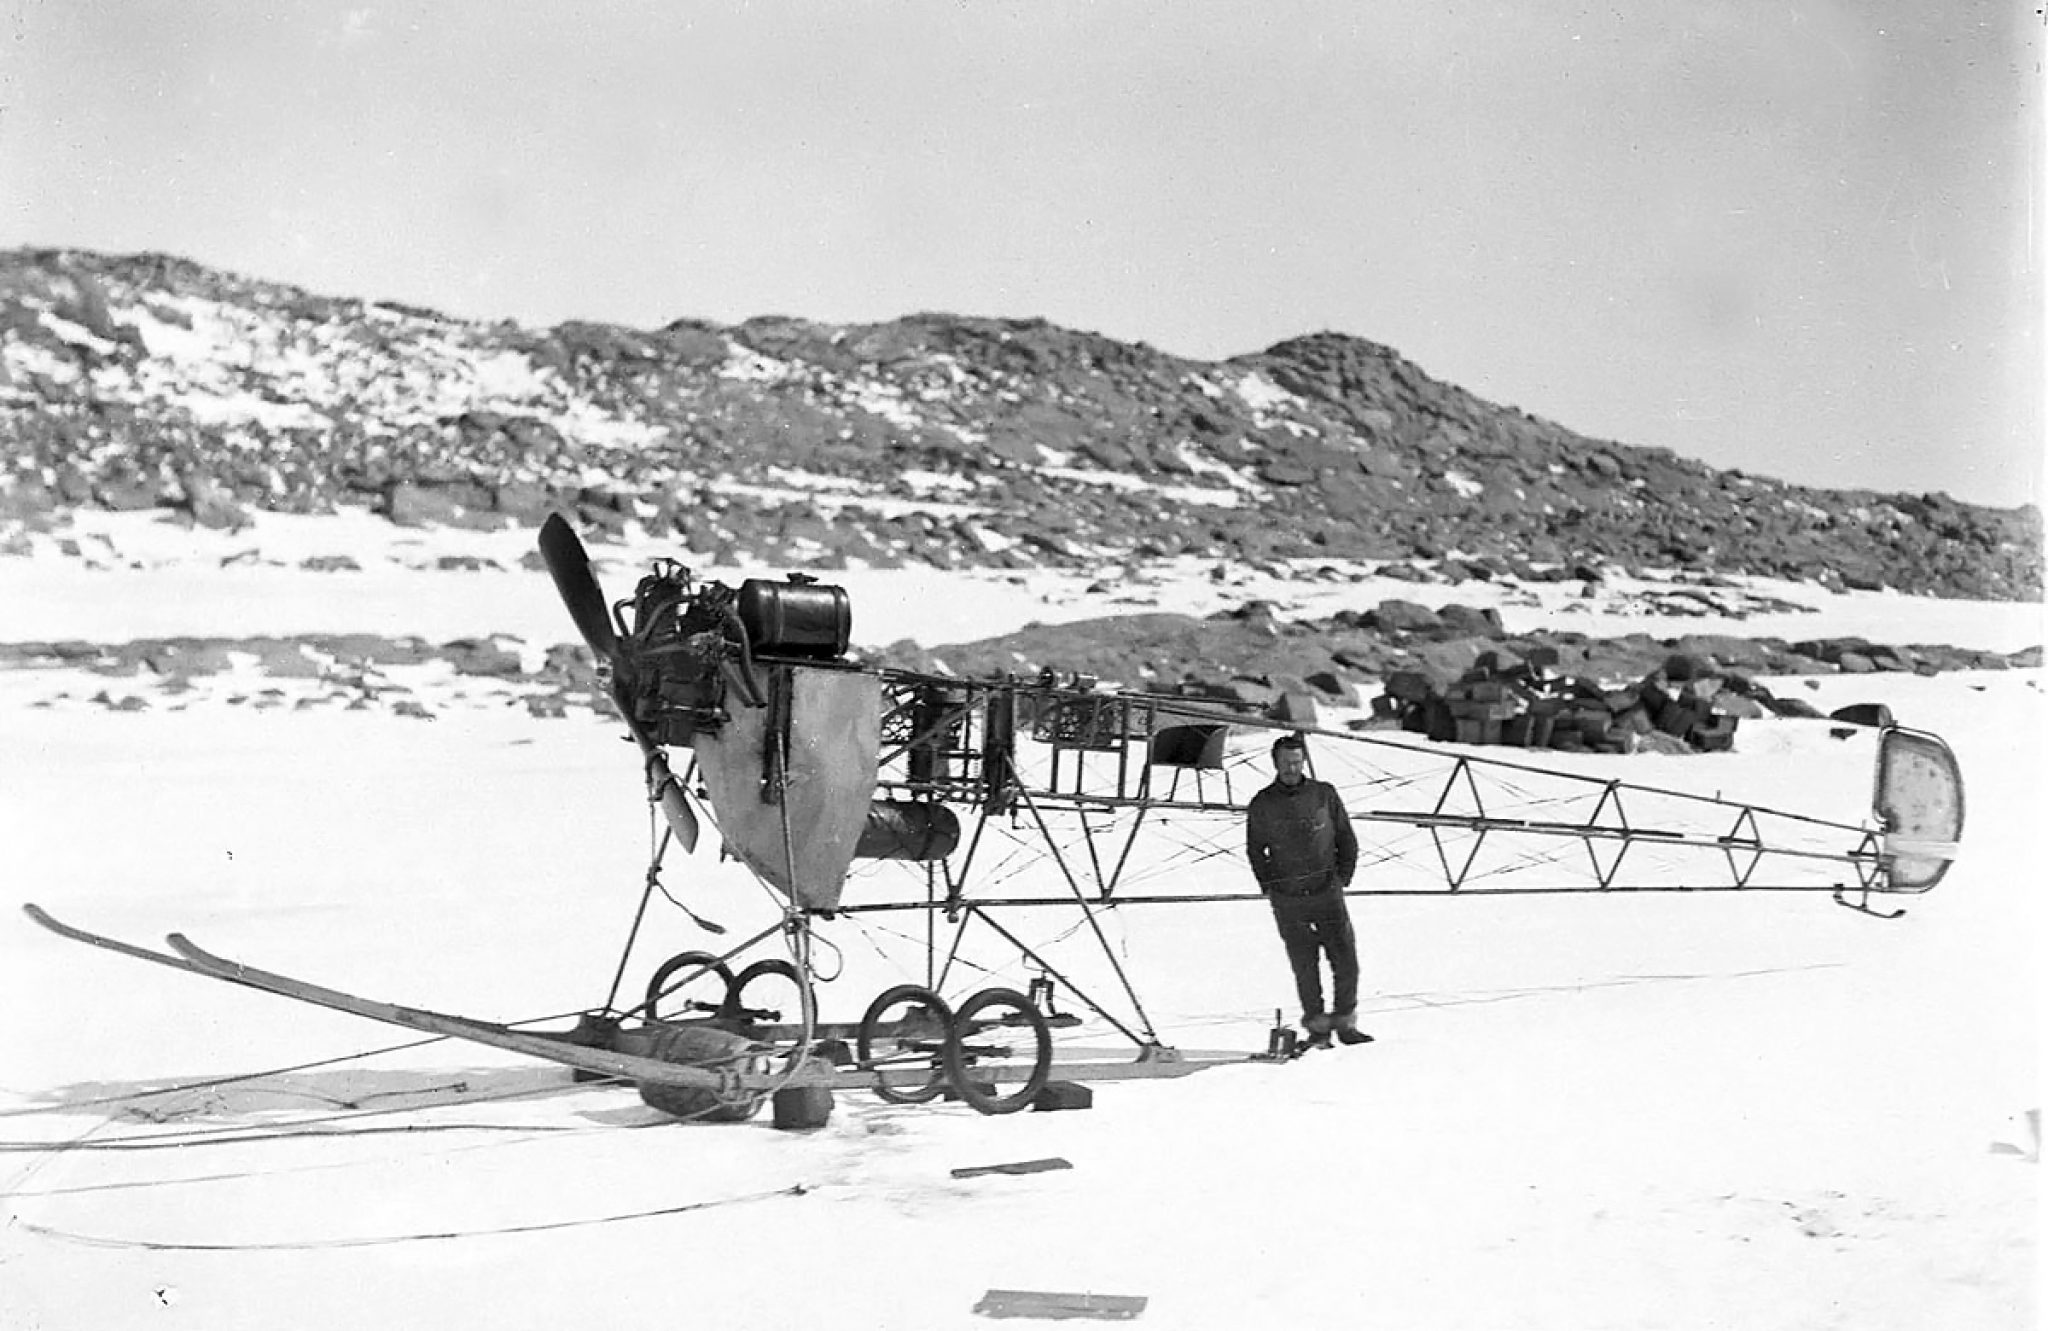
[856,984,954,1104]
[943,987,1052,1116]
[644,951,733,1022]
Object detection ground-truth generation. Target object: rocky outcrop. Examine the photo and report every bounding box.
[0,633,605,719]
[1,247,2038,600]
[4,613,2027,731]
[863,599,2033,712]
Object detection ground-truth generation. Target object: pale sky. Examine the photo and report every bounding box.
[2,2,2040,507]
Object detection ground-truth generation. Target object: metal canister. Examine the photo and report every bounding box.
[853,800,962,862]
[736,578,851,658]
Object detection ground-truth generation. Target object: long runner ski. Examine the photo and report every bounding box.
[22,904,735,1092]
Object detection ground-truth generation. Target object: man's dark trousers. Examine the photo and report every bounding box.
[1269,889,1359,1022]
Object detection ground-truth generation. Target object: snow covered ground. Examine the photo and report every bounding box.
[1,513,2040,1330]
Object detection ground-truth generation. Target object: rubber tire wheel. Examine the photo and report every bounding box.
[645,950,734,1022]
[857,984,954,1105]
[943,987,1052,1116]
[635,1023,769,1123]
[721,957,807,1026]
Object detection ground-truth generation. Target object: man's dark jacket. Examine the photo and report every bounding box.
[1246,777,1358,898]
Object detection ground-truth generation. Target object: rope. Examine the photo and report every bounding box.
[0,1119,597,1155]
[14,1183,810,1252]
[8,1121,628,1200]
[0,1078,626,1153]
[0,1035,450,1121]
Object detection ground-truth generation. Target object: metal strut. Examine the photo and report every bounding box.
[602,824,669,1015]
[996,778,1164,1045]
[963,904,1153,1048]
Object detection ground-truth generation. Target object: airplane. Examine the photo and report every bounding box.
[24,515,1967,1129]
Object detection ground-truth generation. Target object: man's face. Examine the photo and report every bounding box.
[1275,747,1308,786]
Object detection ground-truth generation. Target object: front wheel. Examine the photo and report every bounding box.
[943,987,1052,1116]
[644,950,733,1022]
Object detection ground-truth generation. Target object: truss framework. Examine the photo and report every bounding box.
[630,666,1961,1054]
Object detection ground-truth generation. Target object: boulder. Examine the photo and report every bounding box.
[1182,675,1277,710]
[387,481,466,527]
[1670,634,1772,672]
[493,481,555,522]
[1711,693,1767,719]
[1435,604,1505,639]
[1268,691,1319,724]
[1828,702,1895,728]
[1303,669,1363,707]
[1660,652,1711,682]
[441,637,525,678]
[178,470,249,530]
[1364,599,1443,633]
[1411,638,1488,683]
[1384,669,1443,703]
[1635,731,1694,756]
[1468,647,1526,678]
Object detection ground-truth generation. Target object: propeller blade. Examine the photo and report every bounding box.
[537,513,619,659]
[539,515,698,855]
[648,752,701,853]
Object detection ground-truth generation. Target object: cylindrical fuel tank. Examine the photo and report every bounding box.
[737,578,852,658]
[854,800,962,861]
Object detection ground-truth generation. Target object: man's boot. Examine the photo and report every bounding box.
[1333,1012,1373,1046]
[1301,1012,1333,1051]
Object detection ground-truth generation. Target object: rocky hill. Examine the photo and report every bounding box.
[1,246,2039,600]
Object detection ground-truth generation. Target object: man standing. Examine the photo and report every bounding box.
[1246,732,1370,1049]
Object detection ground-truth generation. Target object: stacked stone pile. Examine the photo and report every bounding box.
[1373,648,1773,754]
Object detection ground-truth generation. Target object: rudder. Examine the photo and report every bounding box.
[1874,726,1964,892]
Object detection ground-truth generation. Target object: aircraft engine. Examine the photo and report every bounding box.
[613,560,851,746]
